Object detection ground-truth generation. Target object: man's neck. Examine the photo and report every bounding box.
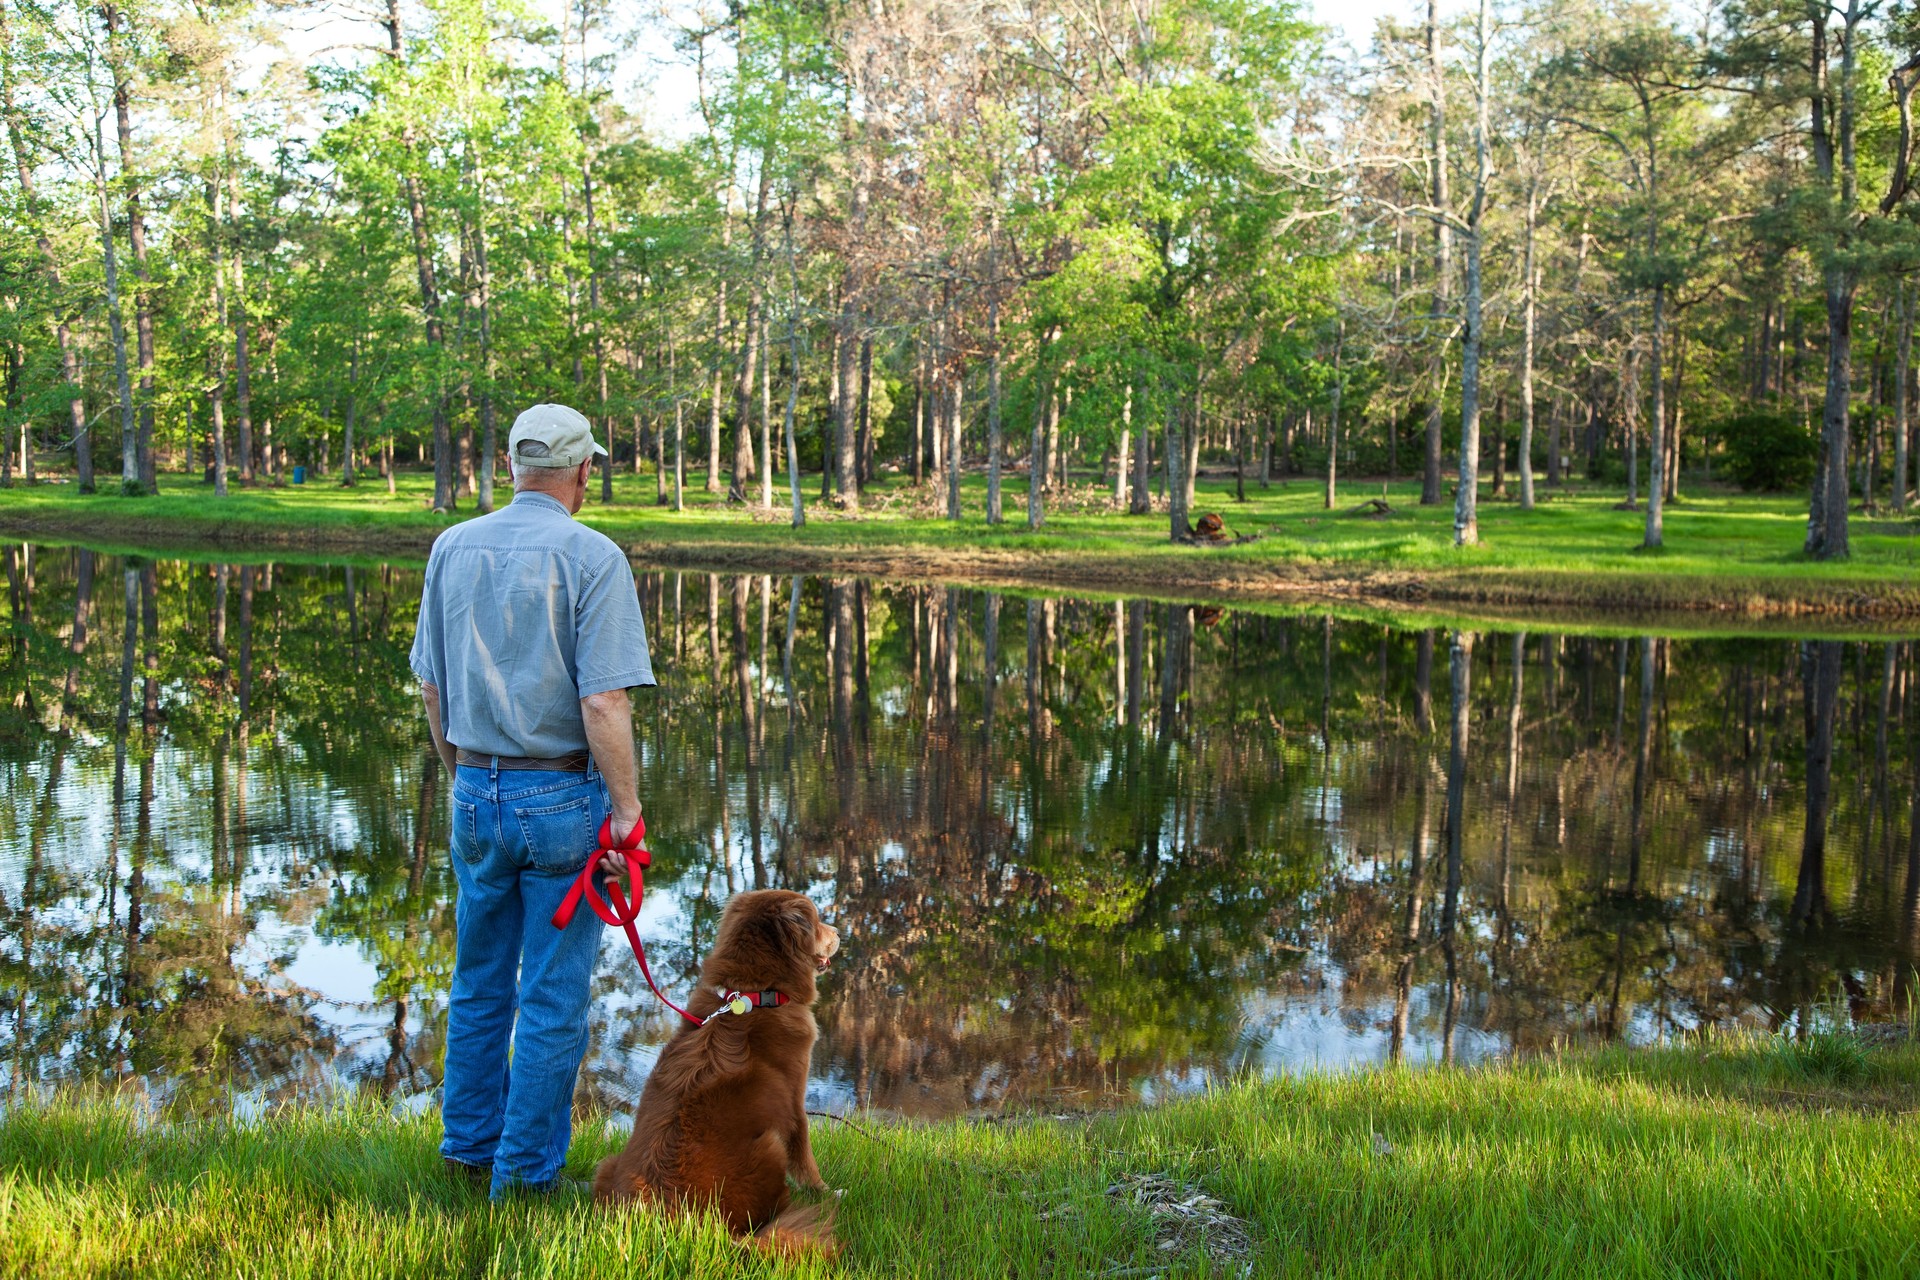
[512,488,575,516]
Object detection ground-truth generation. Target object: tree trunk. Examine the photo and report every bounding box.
[912,335,926,487]
[1455,220,1483,545]
[1182,387,1199,515]
[730,171,770,506]
[89,112,137,498]
[383,0,451,510]
[1027,349,1054,530]
[987,284,1004,525]
[654,354,668,503]
[1166,391,1188,540]
[225,164,255,486]
[673,400,686,513]
[759,309,774,509]
[1809,269,1853,558]
[1666,325,1685,503]
[782,207,805,528]
[1897,282,1912,513]
[945,370,963,520]
[104,3,155,494]
[1325,328,1342,510]
[1491,396,1506,497]
[342,338,359,489]
[1805,1,1862,559]
[1045,389,1062,493]
[857,336,873,486]
[1129,388,1151,514]
[1519,182,1538,510]
[1233,415,1245,501]
[1422,0,1452,507]
[834,315,861,508]
[1645,282,1667,548]
[204,176,231,498]
[473,154,495,512]
[1546,398,1562,488]
[3,346,19,488]
[1453,0,1491,547]
[1114,384,1132,505]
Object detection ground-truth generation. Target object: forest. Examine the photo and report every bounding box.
[5,0,1920,560]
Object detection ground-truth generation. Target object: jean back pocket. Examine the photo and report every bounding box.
[513,789,600,875]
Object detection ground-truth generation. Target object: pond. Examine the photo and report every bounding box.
[1,543,1915,1120]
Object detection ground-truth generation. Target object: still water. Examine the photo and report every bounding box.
[2,544,1916,1119]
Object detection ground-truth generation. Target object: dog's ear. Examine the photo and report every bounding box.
[749,894,816,964]
[782,898,817,952]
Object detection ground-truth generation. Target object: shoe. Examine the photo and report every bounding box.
[444,1157,493,1189]
[490,1174,592,1201]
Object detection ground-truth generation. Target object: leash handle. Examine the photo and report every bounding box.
[552,815,649,928]
[603,814,646,850]
[550,811,701,1028]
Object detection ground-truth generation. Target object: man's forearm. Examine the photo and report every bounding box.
[421,684,457,775]
[582,688,641,824]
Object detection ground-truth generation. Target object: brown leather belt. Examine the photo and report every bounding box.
[454,749,591,773]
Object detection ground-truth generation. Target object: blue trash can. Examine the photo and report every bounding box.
[292,466,306,485]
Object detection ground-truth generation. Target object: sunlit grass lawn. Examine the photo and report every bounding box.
[2,1039,1916,1278]
[7,466,1920,600]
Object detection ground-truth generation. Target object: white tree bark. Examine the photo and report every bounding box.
[1452,0,1492,547]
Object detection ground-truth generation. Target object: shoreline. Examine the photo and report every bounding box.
[8,502,1920,633]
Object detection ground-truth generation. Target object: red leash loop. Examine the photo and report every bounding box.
[551,814,702,1027]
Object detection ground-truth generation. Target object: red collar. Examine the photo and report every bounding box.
[702,988,791,1024]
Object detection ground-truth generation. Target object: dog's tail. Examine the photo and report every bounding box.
[750,1201,840,1260]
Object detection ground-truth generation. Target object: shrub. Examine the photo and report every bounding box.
[1718,410,1820,492]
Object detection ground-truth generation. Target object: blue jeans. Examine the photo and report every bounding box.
[439,764,607,1197]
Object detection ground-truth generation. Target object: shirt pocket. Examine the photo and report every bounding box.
[513,790,600,876]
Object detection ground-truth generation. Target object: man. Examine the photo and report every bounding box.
[410,403,654,1198]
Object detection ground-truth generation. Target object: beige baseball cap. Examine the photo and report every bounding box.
[508,403,607,468]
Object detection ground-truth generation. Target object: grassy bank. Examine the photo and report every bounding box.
[3,1038,1916,1278]
[5,469,1920,618]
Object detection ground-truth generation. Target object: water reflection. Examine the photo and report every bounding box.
[2,543,1917,1119]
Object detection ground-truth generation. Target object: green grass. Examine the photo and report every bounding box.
[3,1039,1917,1278]
[6,467,1920,617]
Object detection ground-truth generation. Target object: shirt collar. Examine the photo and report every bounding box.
[510,490,573,518]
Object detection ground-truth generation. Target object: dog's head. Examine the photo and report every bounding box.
[700,889,839,1005]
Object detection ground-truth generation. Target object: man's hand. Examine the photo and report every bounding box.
[597,804,646,892]
[421,683,457,777]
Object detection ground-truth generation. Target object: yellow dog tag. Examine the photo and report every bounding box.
[728,995,751,1017]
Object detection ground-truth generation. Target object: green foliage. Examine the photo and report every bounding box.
[1717,410,1820,493]
[1769,1030,1873,1084]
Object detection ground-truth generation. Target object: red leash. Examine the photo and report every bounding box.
[551,815,702,1028]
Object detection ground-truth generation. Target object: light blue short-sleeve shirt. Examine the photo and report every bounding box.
[409,491,655,758]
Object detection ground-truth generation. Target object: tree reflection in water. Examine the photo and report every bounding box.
[1,545,1916,1118]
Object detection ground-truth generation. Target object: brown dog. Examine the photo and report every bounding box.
[593,889,842,1257]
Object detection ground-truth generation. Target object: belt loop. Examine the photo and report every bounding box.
[489,755,499,782]
[586,752,600,781]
